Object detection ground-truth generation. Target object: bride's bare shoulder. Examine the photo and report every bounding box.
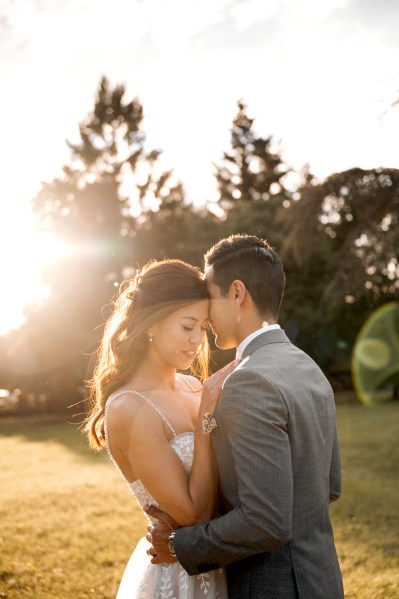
[106,389,147,421]
[106,389,167,443]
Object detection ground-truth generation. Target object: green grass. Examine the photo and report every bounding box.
[331,402,399,598]
[0,404,398,598]
[0,416,147,598]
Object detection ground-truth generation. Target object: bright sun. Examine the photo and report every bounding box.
[0,210,70,335]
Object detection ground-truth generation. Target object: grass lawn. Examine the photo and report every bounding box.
[0,402,398,598]
[331,402,399,598]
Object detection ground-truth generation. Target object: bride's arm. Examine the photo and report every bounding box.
[107,361,238,527]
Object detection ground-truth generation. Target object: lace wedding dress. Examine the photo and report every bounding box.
[105,389,228,599]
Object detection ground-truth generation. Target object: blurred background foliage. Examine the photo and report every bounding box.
[1,76,398,414]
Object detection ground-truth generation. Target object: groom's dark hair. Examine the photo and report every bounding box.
[204,234,285,320]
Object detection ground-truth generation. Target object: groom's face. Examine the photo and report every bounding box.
[205,266,237,349]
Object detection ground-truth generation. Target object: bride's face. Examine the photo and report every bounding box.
[150,300,210,370]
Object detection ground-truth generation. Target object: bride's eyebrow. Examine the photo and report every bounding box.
[180,316,210,324]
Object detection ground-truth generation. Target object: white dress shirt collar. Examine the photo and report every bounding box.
[236,324,281,359]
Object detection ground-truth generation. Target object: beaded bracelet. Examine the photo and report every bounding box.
[202,412,218,435]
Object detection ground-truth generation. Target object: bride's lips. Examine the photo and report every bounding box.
[182,350,197,358]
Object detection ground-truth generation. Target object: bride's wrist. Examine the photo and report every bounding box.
[198,405,215,420]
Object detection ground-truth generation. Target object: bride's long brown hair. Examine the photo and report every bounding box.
[84,259,210,450]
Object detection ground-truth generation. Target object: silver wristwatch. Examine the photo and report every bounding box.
[168,531,177,556]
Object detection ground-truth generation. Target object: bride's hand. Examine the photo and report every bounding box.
[200,358,240,414]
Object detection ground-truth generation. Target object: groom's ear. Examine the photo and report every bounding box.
[231,279,246,304]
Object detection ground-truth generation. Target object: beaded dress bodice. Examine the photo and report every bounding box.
[104,389,195,525]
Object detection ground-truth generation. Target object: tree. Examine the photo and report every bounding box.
[213,100,291,249]
[3,77,184,408]
[279,167,399,373]
[33,76,182,273]
[282,167,399,307]
[132,183,222,268]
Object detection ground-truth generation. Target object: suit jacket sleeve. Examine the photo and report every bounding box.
[174,368,293,575]
[329,427,342,502]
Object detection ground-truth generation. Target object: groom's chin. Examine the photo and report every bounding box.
[214,336,235,351]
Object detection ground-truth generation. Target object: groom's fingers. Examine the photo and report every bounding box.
[144,504,161,517]
[144,504,178,528]
[203,358,240,398]
[151,523,178,563]
[151,552,177,565]
[210,358,240,384]
[144,504,167,521]
[220,358,241,376]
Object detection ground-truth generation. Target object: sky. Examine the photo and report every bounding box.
[0,0,399,333]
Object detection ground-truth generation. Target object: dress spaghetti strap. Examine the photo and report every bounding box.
[105,389,177,438]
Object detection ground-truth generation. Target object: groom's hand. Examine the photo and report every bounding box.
[144,504,179,564]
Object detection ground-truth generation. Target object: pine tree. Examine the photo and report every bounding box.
[214,100,291,248]
[33,76,178,274]
[133,182,222,268]
[4,77,183,409]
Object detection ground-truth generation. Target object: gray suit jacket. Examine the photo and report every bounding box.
[174,329,344,598]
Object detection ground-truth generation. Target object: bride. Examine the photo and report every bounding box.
[84,259,234,598]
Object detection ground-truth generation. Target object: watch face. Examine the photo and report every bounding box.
[168,534,176,556]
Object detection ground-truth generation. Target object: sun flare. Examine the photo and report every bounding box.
[0,214,70,335]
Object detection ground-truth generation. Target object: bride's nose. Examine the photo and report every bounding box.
[190,328,203,345]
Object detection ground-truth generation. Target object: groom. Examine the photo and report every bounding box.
[146,234,344,598]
